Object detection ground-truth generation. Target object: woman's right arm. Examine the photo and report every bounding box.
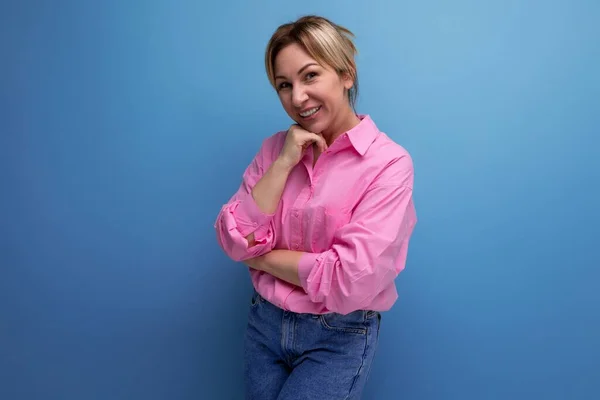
[244,158,294,245]
[214,137,282,262]
[214,126,327,262]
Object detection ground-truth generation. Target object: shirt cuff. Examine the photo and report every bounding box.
[298,252,320,292]
[233,191,274,236]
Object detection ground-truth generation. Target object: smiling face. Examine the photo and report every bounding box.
[273,43,356,137]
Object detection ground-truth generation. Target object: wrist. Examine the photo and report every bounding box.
[273,156,296,173]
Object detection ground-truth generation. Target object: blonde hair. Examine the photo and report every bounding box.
[265,15,359,109]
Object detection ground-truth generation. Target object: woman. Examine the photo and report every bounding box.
[214,15,417,400]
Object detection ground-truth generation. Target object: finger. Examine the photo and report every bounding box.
[316,134,328,152]
[307,133,327,153]
[296,131,327,153]
[301,134,324,152]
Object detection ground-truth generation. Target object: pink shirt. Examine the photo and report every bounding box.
[214,115,417,315]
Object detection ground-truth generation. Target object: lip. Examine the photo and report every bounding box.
[298,105,322,119]
[299,105,320,113]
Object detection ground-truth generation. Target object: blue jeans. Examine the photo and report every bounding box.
[244,290,381,400]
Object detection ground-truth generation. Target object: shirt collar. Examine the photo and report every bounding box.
[345,114,380,156]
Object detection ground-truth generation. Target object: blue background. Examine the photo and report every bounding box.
[1,1,598,399]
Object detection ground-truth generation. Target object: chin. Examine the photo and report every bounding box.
[300,117,329,134]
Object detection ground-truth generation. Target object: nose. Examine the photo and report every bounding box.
[292,85,308,108]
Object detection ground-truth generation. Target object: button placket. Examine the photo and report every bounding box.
[292,208,301,250]
[290,184,312,251]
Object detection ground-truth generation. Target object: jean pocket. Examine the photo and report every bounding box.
[250,290,264,308]
[319,310,368,335]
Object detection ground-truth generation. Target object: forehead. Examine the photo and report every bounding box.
[274,43,318,76]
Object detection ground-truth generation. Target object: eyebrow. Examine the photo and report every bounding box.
[275,62,319,81]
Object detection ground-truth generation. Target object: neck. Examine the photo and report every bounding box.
[320,106,361,146]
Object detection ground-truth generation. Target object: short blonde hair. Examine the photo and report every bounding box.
[265,15,359,109]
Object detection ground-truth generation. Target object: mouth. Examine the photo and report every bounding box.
[299,106,321,119]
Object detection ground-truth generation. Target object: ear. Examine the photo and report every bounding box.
[341,71,354,90]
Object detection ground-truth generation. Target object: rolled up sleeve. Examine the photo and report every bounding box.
[298,163,417,314]
[214,143,276,261]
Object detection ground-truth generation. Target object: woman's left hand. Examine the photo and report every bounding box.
[241,250,302,287]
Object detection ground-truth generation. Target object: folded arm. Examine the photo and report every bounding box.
[214,139,293,261]
[249,158,417,314]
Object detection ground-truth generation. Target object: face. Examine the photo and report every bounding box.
[273,43,354,135]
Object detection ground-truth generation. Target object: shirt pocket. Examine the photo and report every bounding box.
[310,205,352,251]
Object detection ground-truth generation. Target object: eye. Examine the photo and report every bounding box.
[305,72,318,80]
[277,82,291,90]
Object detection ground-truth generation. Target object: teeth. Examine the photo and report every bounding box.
[300,107,320,117]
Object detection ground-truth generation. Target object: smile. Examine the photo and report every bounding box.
[299,106,321,118]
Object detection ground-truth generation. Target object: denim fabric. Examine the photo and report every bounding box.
[244,290,381,400]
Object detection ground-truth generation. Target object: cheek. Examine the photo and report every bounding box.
[320,86,345,108]
[278,93,297,117]
[324,80,345,98]
[278,92,291,108]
